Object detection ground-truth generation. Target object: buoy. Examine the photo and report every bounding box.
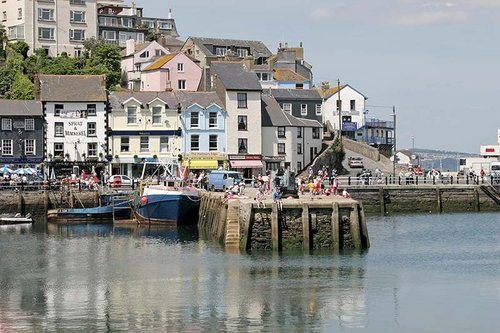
[141,197,148,205]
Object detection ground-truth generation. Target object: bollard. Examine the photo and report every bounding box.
[302,203,311,251]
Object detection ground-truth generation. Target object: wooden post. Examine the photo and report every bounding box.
[332,202,340,251]
[301,203,311,251]
[436,188,442,213]
[240,203,253,252]
[44,190,50,211]
[271,204,280,251]
[379,188,386,215]
[17,192,25,215]
[473,187,480,212]
[358,203,370,249]
[349,203,362,249]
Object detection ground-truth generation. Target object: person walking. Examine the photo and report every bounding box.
[273,187,283,211]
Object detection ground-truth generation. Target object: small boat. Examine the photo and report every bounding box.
[47,192,133,224]
[0,213,33,225]
[134,159,200,225]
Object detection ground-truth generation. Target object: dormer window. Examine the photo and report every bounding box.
[215,47,226,56]
[237,48,248,58]
[139,51,149,58]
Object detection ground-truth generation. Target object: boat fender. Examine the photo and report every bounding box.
[141,196,148,205]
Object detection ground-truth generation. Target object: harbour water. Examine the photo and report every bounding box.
[0,212,499,332]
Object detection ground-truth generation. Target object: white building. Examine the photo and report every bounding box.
[1,0,99,57]
[36,75,108,162]
[211,62,263,178]
[319,83,367,138]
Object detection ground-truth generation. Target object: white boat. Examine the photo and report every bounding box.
[0,213,33,225]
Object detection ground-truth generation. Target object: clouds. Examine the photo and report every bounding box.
[307,0,500,26]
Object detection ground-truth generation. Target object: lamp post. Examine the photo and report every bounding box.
[392,105,397,179]
[337,79,342,141]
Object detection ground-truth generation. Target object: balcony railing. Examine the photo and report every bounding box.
[127,71,141,81]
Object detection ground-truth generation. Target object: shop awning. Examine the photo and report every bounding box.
[230,160,264,169]
[182,160,218,170]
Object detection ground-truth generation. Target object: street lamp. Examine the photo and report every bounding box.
[392,106,397,179]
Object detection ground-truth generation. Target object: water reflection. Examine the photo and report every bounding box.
[1,213,499,332]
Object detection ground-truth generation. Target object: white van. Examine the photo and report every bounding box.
[207,170,243,191]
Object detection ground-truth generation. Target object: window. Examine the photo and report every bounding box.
[87,142,97,157]
[315,104,322,115]
[2,140,12,156]
[8,25,24,39]
[178,80,186,90]
[282,103,292,114]
[237,48,248,57]
[102,30,116,41]
[160,137,169,152]
[350,100,356,110]
[190,112,199,128]
[70,0,86,4]
[177,63,184,72]
[25,139,35,155]
[159,22,172,29]
[87,104,96,116]
[140,136,149,152]
[297,142,302,155]
[215,47,226,56]
[297,161,302,171]
[237,115,247,131]
[139,51,149,58]
[127,106,137,124]
[70,29,85,41]
[120,137,129,152]
[70,10,85,23]
[237,93,247,108]
[2,119,12,131]
[87,122,96,137]
[209,112,217,128]
[300,104,307,116]
[277,126,285,138]
[209,135,218,151]
[2,11,6,21]
[191,135,199,151]
[54,143,64,157]
[74,48,82,57]
[257,72,271,81]
[25,119,35,131]
[38,8,54,21]
[55,122,64,136]
[17,8,22,20]
[152,106,162,124]
[38,27,54,39]
[297,127,302,138]
[336,100,342,112]
[54,104,63,117]
[296,83,304,89]
[238,138,248,154]
[278,143,286,154]
[155,49,164,56]
[312,127,320,139]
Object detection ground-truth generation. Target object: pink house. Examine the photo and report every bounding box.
[140,52,202,91]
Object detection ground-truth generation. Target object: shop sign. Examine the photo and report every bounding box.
[228,154,262,160]
[263,155,285,161]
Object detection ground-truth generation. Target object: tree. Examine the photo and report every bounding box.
[5,72,34,99]
[9,41,30,60]
[83,41,121,89]
[0,25,7,60]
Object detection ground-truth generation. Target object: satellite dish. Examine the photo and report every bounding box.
[411,154,416,160]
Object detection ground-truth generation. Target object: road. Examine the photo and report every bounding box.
[343,148,395,176]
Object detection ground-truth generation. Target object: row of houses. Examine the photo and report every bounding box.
[0,73,323,179]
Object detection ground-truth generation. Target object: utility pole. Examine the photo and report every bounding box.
[392,106,397,179]
[337,79,341,142]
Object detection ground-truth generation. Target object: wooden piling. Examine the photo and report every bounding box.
[473,187,480,212]
[331,202,340,251]
[271,205,280,251]
[240,202,253,252]
[301,203,311,251]
[379,188,386,215]
[350,203,362,249]
[358,203,370,249]
[436,188,442,213]
[17,192,25,215]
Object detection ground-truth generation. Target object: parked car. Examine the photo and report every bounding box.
[207,170,243,191]
[348,156,364,168]
[107,175,134,187]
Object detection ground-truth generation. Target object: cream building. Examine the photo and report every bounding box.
[108,91,182,177]
[1,0,100,57]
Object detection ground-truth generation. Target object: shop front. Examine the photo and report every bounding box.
[228,154,263,179]
[263,155,286,171]
[182,152,227,171]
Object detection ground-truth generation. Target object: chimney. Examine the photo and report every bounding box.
[126,38,135,56]
[168,8,172,19]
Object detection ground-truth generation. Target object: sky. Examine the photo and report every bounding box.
[135,0,500,154]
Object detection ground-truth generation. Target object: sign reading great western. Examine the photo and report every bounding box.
[65,120,86,136]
